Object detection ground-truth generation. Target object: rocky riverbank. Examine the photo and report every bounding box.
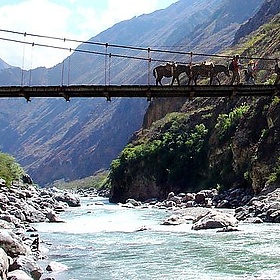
[0,177,80,280]
[118,186,280,231]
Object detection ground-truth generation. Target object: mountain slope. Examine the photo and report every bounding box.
[0,0,265,185]
[234,0,280,44]
[0,58,11,70]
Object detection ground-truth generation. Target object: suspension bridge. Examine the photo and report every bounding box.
[0,29,279,102]
[0,84,279,102]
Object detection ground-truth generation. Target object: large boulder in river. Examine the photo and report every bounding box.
[54,193,80,207]
[192,210,238,230]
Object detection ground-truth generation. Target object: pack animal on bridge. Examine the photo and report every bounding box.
[153,63,191,86]
[188,62,230,85]
[153,62,230,86]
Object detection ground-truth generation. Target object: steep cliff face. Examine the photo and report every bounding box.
[109,96,280,203]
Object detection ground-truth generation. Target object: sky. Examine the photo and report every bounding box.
[0,0,178,69]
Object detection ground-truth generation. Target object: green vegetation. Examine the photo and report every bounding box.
[0,152,24,186]
[271,96,280,106]
[110,112,208,189]
[215,104,250,139]
[267,157,280,185]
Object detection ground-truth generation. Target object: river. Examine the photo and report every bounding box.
[35,197,280,280]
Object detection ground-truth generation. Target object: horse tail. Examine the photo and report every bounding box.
[153,67,158,79]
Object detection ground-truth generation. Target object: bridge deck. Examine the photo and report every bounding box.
[0,85,279,101]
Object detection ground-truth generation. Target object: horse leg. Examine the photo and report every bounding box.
[155,78,159,86]
[157,74,163,86]
[171,76,175,86]
[194,75,198,85]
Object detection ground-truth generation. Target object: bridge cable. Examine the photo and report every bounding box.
[0,28,278,63]
[20,32,27,86]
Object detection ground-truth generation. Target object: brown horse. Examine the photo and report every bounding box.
[153,63,191,86]
[188,62,214,85]
[211,64,230,85]
[188,63,230,85]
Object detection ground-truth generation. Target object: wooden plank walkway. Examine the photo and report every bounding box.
[0,85,279,101]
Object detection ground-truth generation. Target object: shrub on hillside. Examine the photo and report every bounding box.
[0,152,24,186]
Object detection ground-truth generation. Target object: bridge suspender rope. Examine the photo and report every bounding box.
[109,53,112,86]
[20,32,27,86]
[28,42,35,86]
[147,48,151,86]
[67,51,71,86]
[105,43,108,86]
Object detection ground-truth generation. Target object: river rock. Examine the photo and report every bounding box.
[182,193,195,202]
[0,230,28,258]
[0,219,15,230]
[7,269,33,280]
[9,255,43,280]
[46,211,65,223]
[125,198,141,207]
[54,193,80,207]
[192,210,238,230]
[161,214,185,225]
[216,226,240,232]
[46,261,68,272]
[166,192,182,204]
[0,248,9,280]
[194,192,206,204]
